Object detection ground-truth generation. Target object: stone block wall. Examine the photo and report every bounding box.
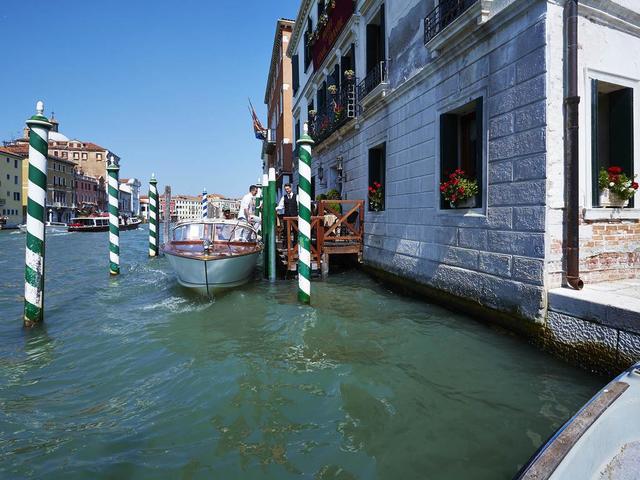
[312,1,549,321]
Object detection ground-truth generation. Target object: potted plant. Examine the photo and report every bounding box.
[327,84,338,95]
[368,182,384,211]
[344,69,355,81]
[599,166,638,207]
[439,169,479,208]
[333,101,344,122]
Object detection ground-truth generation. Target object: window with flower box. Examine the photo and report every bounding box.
[368,143,386,211]
[439,97,483,209]
[591,80,635,207]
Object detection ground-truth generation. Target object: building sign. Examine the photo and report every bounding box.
[312,0,355,70]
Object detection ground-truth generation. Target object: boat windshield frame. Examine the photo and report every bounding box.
[172,220,257,244]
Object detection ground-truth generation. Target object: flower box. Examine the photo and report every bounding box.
[599,189,629,208]
[451,195,476,209]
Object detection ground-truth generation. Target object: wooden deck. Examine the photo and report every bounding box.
[276,200,364,277]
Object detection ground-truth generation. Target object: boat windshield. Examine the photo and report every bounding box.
[71,218,96,226]
[173,223,206,241]
[173,222,257,243]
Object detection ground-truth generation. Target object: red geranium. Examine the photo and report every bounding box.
[608,166,623,174]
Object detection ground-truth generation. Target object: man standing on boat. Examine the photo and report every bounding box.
[276,183,298,245]
[239,185,260,230]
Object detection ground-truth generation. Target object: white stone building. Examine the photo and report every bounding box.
[119,178,141,216]
[287,0,640,366]
[174,195,201,221]
[207,195,241,218]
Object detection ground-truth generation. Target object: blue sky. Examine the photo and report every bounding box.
[0,0,300,198]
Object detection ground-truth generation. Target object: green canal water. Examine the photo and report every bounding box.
[0,227,602,479]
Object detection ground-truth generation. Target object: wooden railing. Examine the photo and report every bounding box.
[278,199,364,271]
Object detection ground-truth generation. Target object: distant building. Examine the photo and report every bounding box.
[263,19,295,196]
[119,178,141,216]
[173,195,201,221]
[3,143,75,223]
[159,195,176,222]
[74,171,106,212]
[140,195,150,221]
[118,186,132,216]
[0,148,25,227]
[20,115,118,182]
[206,193,241,218]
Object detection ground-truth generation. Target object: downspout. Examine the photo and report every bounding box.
[564,0,584,289]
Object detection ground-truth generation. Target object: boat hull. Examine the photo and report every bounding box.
[165,250,260,295]
[516,362,640,479]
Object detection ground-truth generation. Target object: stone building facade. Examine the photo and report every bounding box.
[264,19,295,195]
[287,0,640,329]
[0,149,24,227]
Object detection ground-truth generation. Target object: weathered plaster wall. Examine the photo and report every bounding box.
[545,0,640,287]
[313,1,549,321]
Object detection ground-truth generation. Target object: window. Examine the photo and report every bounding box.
[14,159,18,168]
[96,153,102,160]
[304,18,313,71]
[82,152,87,160]
[14,176,18,185]
[439,97,484,209]
[73,152,79,159]
[13,192,20,201]
[62,152,67,158]
[591,80,634,207]
[368,143,386,211]
[292,54,300,95]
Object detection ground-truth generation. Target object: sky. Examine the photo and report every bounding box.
[0,0,300,198]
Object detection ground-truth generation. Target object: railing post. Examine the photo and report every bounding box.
[23,101,52,328]
[148,174,159,257]
[106,155,120,275]
[296,123,314,304]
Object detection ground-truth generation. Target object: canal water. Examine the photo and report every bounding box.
[0,227,602,479]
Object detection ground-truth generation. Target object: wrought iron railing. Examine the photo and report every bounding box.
[356,61,387,100]
[424,0,478,44]
[311,81,356,144]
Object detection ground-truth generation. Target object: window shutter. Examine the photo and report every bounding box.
[292,55,299,94]
[440,113,458,209]
[474,97,484,207]
[379,5,386,61]
[591,79,600,206]
[609,87,634,174]
[366,24,378,72]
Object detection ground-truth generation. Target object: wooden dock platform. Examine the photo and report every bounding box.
[276,200,364,278]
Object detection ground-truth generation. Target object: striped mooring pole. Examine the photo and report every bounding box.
[202,187,208,218]
[148,174,159,257]
[296,123,314,304]
[107,155,120,275]
[23,101,52,327]
[267,167,277,282]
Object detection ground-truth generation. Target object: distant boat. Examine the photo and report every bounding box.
[67,215,141,232]
[164,219,262,295]
[515,361,640,479]
[18,221,68,234]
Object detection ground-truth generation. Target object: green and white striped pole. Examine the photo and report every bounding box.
[107,155,120,275]
[149,174,159,257]
[261,173,269,275]
[268,167,277,282]
[24,101,52,327]
[296,123,314,304]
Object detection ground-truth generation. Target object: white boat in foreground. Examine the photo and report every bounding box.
[164,219,262,295]
[18,221,68,234]
[516,361,640,479]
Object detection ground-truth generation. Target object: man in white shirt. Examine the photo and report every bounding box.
[238,185,259,230]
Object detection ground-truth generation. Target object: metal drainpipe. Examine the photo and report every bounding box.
[565,0,584,289]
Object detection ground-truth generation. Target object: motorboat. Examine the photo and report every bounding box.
[164,219,262,295]
[67,215,141,232]
[18,221,68,234]
[515,361,640,479]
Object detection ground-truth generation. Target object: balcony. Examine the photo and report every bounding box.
[356,61,388,104]
[310,81,356,145]
[424,0,480,44]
